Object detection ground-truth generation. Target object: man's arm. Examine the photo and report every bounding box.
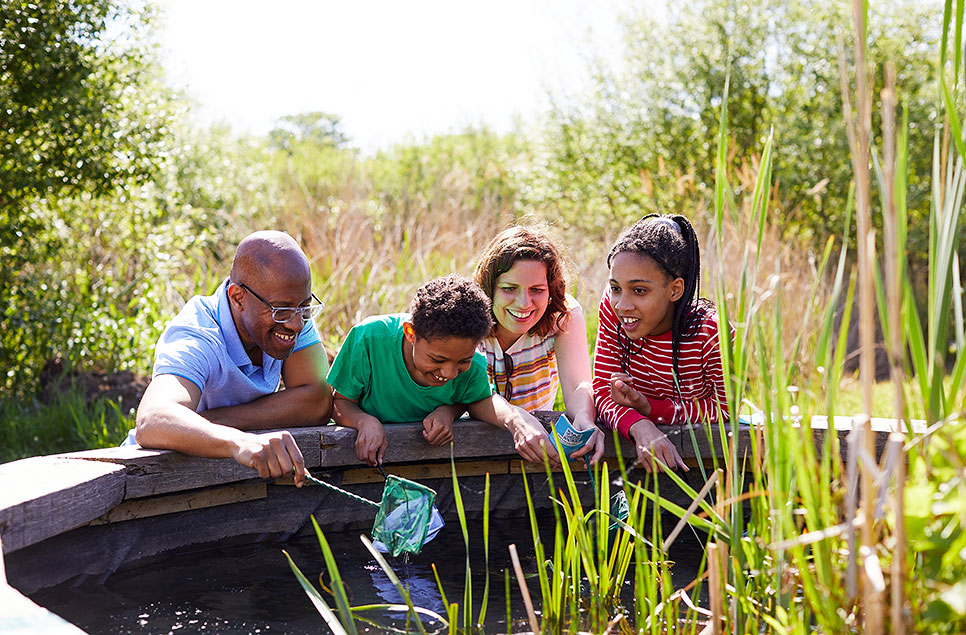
[135,374,309,485]
[466,394,561,467]
[202,342,333,430]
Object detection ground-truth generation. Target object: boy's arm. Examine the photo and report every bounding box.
[331,391,387,466]
[202,342,333,430]
[466,394,561,467]
[135,374,308,485]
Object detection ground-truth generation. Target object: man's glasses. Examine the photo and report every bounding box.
[235,282,324,323]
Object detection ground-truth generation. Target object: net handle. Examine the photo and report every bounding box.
[304,471,380,509]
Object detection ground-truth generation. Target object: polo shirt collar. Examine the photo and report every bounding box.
[216,279,258,372]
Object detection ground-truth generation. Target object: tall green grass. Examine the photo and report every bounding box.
[290,1,963,632]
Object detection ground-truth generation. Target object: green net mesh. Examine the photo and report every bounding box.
[371,475,438,557]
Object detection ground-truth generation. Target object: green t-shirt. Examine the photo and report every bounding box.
[327,313,493,423]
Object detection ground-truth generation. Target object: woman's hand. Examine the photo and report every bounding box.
[566,412,606,466]
[609,372,650,415]
[628,419,687,474]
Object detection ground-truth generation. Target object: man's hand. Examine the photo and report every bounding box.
[566,412,606,466]
[422,406,455,446]
[231,430,307,485]
[354,416,388,466]
[628,419,688,474]
[609,372,650,414]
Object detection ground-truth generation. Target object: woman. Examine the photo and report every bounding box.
[474,226,604,464]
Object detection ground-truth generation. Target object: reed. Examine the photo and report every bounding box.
[281,2,960,631]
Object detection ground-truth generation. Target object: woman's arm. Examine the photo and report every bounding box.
[554,303,604,464]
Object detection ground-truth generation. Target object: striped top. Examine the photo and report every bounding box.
[479,320,567,413]
[592,290,730,440]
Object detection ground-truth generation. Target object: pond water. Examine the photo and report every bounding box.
[30,515,706,634]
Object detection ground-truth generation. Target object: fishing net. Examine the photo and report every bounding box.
[371,475,439,557]
[303,471,441,557]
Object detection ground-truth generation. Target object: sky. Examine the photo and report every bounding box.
[156,0,631,152]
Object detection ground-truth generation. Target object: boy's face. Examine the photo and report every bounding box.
[402,324,478,387]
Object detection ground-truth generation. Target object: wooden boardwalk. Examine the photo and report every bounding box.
[0,414,921,598]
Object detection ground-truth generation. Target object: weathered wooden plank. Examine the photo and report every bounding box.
[89,482,267,525]
[0,457,125,554]
[319,420,520,465]
[59,426,322,499]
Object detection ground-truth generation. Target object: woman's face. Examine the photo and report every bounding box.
[492,259,550,346]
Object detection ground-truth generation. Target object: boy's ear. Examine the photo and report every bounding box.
[402,321,417,343]
[669,277,685,302]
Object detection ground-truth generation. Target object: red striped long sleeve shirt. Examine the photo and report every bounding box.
[592,291,730,440]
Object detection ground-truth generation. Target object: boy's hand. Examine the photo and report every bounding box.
[355,416,388,466]
[609,373,650,415]
[422,407,455,446]
[628,418,687,474]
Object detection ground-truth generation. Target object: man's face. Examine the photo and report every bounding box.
[230,267,312,362]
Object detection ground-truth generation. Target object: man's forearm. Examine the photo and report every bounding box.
[136,402,249,458]
[203,383,333,430]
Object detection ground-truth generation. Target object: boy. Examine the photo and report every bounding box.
[327,275,559,467]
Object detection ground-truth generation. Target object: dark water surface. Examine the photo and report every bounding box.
[31,515,705,634]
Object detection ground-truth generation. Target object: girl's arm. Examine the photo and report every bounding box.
[592,294,687,473]
[637,320,730,425]
[592,292,654,438]
[554,303,604,464]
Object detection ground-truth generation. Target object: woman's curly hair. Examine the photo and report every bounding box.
[474,226,570,337]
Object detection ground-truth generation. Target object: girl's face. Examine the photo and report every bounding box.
[492,259,550,346]
[609,251,684,339]
[402,323,478,387]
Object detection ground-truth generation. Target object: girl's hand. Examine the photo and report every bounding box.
[422,406,455,446]
[628,419,688,474]
[567,412,606,466]
[609,373,650,415]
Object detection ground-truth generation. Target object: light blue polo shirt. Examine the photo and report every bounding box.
[152,279,321,412]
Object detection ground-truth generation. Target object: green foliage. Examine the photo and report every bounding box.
[905,421,966,632]
[0,388,134,463]
[528,0,940,251]
[0,0,170,203]
[269,111,349,151]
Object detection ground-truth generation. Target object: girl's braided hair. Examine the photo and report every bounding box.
[607,214,712,378]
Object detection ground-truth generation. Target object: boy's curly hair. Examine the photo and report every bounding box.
[410,274,494,342]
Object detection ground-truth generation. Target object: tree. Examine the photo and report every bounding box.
[0,0,177,394]
[528,0,940,250]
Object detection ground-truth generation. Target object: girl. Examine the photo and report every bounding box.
[475,226,604,464]
[593,214,729,473]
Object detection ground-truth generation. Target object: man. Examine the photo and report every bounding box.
[135,231,333,486]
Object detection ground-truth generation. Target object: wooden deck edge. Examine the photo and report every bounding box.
[0,413,920,558]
